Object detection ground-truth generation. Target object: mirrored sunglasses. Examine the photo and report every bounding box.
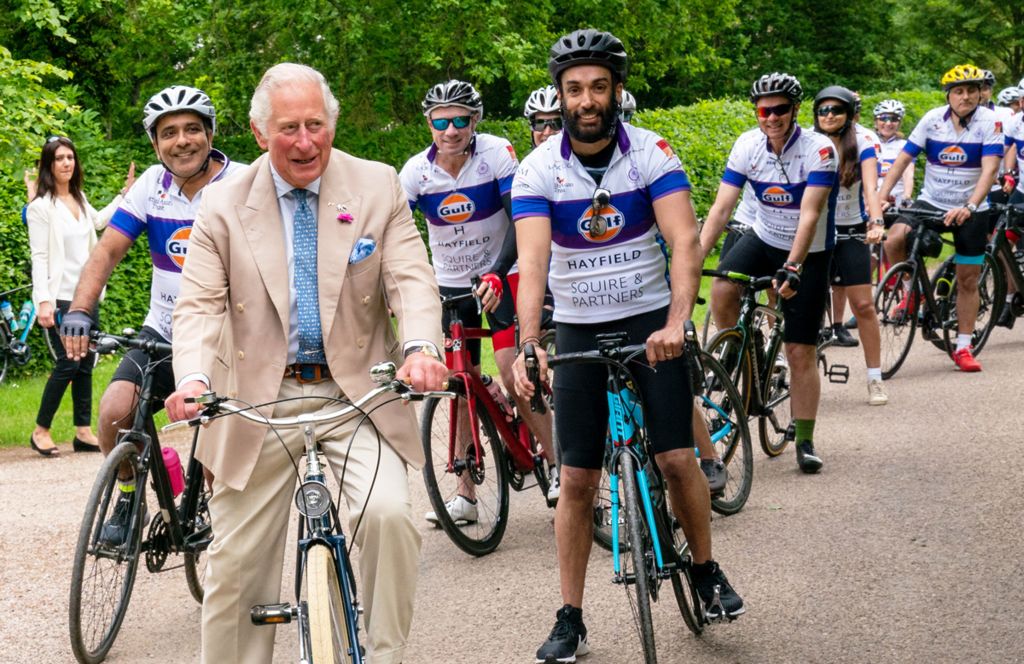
[430,115,472,131]
[531,117,563,132]
[756,103,793,119]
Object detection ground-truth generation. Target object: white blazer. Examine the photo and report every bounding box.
[26,192,120,308]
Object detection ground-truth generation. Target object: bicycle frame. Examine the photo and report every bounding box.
[990,205,1024,295]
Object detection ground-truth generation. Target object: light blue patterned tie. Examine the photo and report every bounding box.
[292,189,325,364]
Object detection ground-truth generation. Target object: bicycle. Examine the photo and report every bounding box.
[540,323,733,664]
[69,330,212,664]
[419,286,557,556]
[0,284,59,383]
[874,208,1003,378]
[168,361,449,664]
[981,201,1024,328]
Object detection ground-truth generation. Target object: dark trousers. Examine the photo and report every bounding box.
[35,301,97,429]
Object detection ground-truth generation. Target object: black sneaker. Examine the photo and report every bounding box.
[700,458,728,496]
[691,560,745,619]
[795,440,823,474]
[995,304,1015,329]
[99,491,148,547]
[536,604,589,663]
[831,324,859,347]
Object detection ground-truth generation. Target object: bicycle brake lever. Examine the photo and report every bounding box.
[523,343,547,414]
[470,275,483,315]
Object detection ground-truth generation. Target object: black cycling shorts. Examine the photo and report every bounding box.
[553,306,694,471]
[719,222,752,261]
[831,223,873,287]
[440,277,516,367]
[717,233,831,346]
[110,326,175,410]
[894,199,989,261]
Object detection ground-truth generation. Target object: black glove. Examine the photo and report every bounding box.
[773,266,801,292]
[60,309,93,339]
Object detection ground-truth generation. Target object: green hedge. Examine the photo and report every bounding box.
[0,90,946,379]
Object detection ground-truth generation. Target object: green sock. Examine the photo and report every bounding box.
[794,419,815,443]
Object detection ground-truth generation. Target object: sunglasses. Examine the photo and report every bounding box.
[47,135,71,144]
[531,117,563,132]
[875,114,901,123]
[816,105,847,117]
[756,103,793,119]
[430,115,472,131]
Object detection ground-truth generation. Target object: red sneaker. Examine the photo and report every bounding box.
[952,347,982,372]
[895,291,922,317]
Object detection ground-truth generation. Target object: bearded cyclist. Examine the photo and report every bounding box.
[60,85,245,544]
[399,80,559,514]
[879,64,1004,372]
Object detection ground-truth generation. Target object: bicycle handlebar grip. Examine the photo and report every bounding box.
[523,343,547,414]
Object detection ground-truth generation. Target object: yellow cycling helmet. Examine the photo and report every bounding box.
[941,64,986,91]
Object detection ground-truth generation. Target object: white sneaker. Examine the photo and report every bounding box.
[546,465,561,502]
[867,379,888,406]
[425,495,478,525]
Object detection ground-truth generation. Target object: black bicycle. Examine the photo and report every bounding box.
[985,202,1024,328]
[69,330,212,664]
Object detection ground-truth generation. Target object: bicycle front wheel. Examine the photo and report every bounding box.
[705,328,753,414]
[699,351,753,515]
[182,484,212,604]
[874,263,918,379]
[653,499,703,635]
[306,543,354,664]
[69,441,146,664]
[758,331,793,457]
[617,453,657,664]
[420,385,510,556]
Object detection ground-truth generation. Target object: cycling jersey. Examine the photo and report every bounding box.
[992,106,1015,189]
[511,122,689,324]
[399,133,518,288]
[877,135,909,200]
[903,105,1004,211]
[108,149,243,341]
[811,124,880,226]
[1004,114,1024,195]
[721,126,838,252]
[733,184,758,227]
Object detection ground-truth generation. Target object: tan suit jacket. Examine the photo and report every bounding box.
[173,149,442,491]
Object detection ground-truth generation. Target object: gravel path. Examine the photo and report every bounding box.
[2,326,1022,663]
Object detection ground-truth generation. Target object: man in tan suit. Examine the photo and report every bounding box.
[165,63,446,664]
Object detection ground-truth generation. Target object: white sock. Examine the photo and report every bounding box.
[867,367,882,382]
[956,334,972,351]
[1007,294,1016,303]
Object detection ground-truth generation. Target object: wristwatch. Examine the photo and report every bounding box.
[783,260,803,274]
[965,202,978,213]
[405,344,441,362]
[870,217,885,227]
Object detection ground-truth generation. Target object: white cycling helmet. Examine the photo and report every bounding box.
[997,87,1023,106]
[873,99,906,119]
[422,80,484,119]
[620,90,637,112]
[142,85,216,138]
[523,85,560,119]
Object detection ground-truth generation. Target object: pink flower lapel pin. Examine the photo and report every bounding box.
[332,202,354,223]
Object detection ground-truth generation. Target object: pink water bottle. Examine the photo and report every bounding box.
[162,447,185,497]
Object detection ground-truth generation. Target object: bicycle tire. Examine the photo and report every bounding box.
[653,500,702,635]
[874,263,918,379]
[939,253,1004,357]
[704,328,753,414]
[69,441,146,664]
[0,347,8,384]
[420,386,510,556]
[592,440,624,552]
[927,259,957,353]
[758,330,793,457]
[182,486,212,604]
[42,322,61,362]
[617,452,657,664]
[699,351,753,515]
[306,543,353,664]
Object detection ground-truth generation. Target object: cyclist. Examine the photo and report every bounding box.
[399,80,559,515]
[984,72,1016,207]
[996,86,1022,115]
[879,64,1004,372]
[874,99,915,206]
[812,86,888,405]
[525,84,563,147]
[512,29,744,663]
[997,96,1024,327]
[620,89,637,123]
[699,72,837,473]
[61,85,245,543]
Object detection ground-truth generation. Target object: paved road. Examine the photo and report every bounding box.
[2,326,1022,663]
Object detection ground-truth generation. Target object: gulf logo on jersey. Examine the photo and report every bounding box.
[938,145,968,166]
[166,226,191,269]
[577,204,625,243]
[761,186,794,207]
[437,193,476,224]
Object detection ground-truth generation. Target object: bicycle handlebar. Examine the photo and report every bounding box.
[91,329,173,356]
[701,269,775,292]
[0,284,31,299]
[882,207,946,223]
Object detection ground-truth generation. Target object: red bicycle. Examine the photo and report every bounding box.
[419,288,555,556]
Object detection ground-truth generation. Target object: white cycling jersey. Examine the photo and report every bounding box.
[991,105,1016,188]
[732,183,758,227]
[721,126,838,252]
[903,105,1004,211]
[512,123,690,324]
[877,135,909,201]
[1005,114,1024,195]
[108,149,244,341]
[399,133,518,288]
[811,124,880,227]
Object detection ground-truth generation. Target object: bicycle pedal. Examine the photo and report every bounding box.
[251,602,295,625]
[826,364,850,384]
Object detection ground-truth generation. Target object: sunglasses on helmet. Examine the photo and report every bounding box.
[430,115,472,131]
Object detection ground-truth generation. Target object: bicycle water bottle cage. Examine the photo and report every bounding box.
[909,227,943,258]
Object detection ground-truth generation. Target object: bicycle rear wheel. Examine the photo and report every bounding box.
[421,384,510,556]
[939,253,1003,357]
[704,328,753,414]
[306,543,353,664]
[875,263,918,379]
[69,441,146,664]
[182,485,212,604]
[699,351,752,515]
[616,452,657,664]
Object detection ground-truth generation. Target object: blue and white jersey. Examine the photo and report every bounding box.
[877,135,909,201]
[721,126,838,252]
[992,106,1015,189]
[732,184,758,228]
[109,149,243,341]
[1005,114,1024,195]
[512,123,690,324]
[811,124,880,227]
[399,133,518,288]
[903,105,1004,211]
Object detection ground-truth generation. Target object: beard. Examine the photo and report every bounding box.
[565,101,618,144]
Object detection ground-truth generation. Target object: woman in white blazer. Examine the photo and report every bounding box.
[26,136,134,456]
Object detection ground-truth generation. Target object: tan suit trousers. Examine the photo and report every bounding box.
[200,377,421,664]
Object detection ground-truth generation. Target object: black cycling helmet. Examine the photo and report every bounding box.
[749,72,803,103]
[548,29,628,86]
[422,80,484,119]
[813,85,857,135]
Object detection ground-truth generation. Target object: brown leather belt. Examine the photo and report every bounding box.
[283,363,332,384]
